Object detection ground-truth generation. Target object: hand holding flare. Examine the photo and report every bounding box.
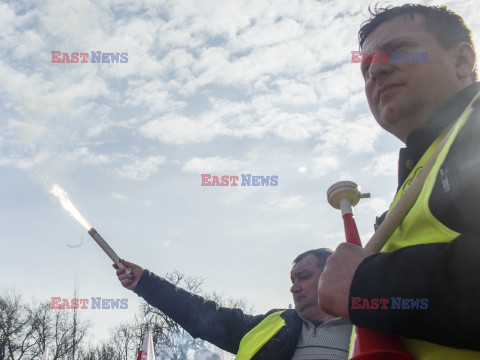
[114,259,143,290]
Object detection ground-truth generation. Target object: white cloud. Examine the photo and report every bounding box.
[231,18,304,51]
[272,114,315,141]
[0,153,45,170]
[13,30,46,59]
[110,192,126,201]
[253,79,319,107]
[124,79,186,115]
[284,223,311,230]
[162,240,171,248]
[364,151,398,177]
[64,147,115,166]
[222,191,250,206]
[115,156,166,180]
[309,156,340,179]
[313,112,382,155]
[259,195,307,211]
[182,157,247,173]
[168,0,267,38]
[322,231,347,242]
[0,0,378,157]
[139,115,226,144]
[356,197,390,217]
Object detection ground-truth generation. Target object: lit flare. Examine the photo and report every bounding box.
[49,184,91,230]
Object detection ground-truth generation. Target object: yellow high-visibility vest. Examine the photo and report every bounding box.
[349,108,479,359]
[236,310,286,360]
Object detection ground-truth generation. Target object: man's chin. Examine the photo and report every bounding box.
[294,305,308,316]
[296,308,317,322]
[379,99,411,126]
[378,109,400,134]
[294,298,307,308]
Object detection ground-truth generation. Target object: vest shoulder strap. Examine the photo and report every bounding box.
[236,310,286,360]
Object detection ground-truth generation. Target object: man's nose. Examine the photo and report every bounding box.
[290,281,300,293]
[368,56,394,80]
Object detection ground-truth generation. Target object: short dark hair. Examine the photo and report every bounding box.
[293,248,333,271]
[358,4,477,81]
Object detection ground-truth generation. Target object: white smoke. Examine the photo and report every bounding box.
[193,348,221,360]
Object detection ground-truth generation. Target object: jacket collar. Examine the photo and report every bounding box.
[397,82,480,188]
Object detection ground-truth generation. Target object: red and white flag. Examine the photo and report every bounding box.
[39,348,48,360]
[136,325,155,360]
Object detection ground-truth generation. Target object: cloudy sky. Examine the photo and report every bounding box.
[1,0,479,347]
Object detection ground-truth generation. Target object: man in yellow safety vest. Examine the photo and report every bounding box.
[318,4,480,359]
[115,248,352,359]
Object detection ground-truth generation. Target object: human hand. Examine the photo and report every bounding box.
[113,259,144,291]
[318,243,375,319]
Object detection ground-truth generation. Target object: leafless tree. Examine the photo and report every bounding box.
[0,290,41,360]
[0,287,90,360]
[1,271,250,360]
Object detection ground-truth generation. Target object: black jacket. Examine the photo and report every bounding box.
[349,83,480,350]
[134,270,303,359]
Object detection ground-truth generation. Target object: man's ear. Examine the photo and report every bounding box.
[454,42,476,81]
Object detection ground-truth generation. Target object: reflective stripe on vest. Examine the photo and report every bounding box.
[348,108,480,359]
[236,310,286,360]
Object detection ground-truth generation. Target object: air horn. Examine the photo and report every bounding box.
[327,181,414,360]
